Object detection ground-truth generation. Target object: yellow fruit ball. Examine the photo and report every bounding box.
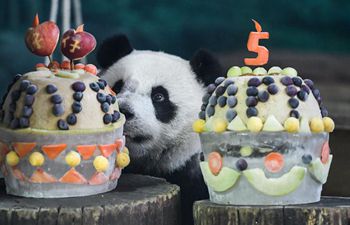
[323,117,335,133]
[247,117,263,132]
[123,147,129,155]
[192,119,206,133]
[310,117,324,133]
[240,146,253,157]
[94,155,109,172]
[284,117,300,132]
[29,152,45,167]
[6,151,19,166]
[213,118,227,133]
[65,151,81,167]
[117,152,130,168]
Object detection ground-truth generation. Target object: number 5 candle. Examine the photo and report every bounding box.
[244,20,269,66]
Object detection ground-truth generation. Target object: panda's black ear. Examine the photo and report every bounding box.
[190,49,223,86]
[97,34,133,69]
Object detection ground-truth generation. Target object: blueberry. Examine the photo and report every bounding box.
[67,113,77,125]
[288,98,299,109]
[258,91,269,102]
[226,84,238,96]
[223,79,234,87]
[198,111,206,120]
[320,106,328,117]
[262,76,274,85]
[302,154,312,164]
[280,76,293,86]
[207,84,216,94]
[11,90,21,101]
[110,95,117,104]
[201,104,206,111]
[50,94,63,104]
[89,83,100,92]
[300,84,310,94]
[97,81,105,90]
[20,80,31,91]
[246,87,258,96]
[72,101,82,113]
[217,96,227,107]
[316,95,322,105]
[285,85,298,97]
[248,77,261,87]
[290,110,300,118]
[227,96,237,108]
[46,84,57,94]
[103,114,112,124]
[9,102,16,113]
[13,74,22,81]
[22,106,33,117]
[312,89,320,98]
[267,84,279,95]
[304,79,314,89]
[297,90,308,101]
[98,79,108,87]
[72,81,86,92]
[206,106,215,117]
[97,93,107,103]
[101,102,110,113]
[19,117,29,128]
[292,77,303,87]
[73,92,83,101]
[26,84,38,95]
[105,95,112,104]
[10,118,19,129]
[208,96,217,106]
[57,119,69,130]
[215,86,226,96]
[226,109,237,122]
[236,158,248,171]
[53,104,64,116]
[215,77,225,85]
[246,107,258,117]
[112,111,121,122]
[24,94,35,106]
[246,96,258,107]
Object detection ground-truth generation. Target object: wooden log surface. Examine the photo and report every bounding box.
[0,174,181,225]
[194,197,350,225]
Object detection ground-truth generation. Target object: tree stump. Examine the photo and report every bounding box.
[194,197,350,225]
[0,174,181,225]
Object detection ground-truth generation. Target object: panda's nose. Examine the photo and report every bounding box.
[119,104,134,120]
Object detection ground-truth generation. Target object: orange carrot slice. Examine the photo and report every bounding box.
[76,145,96,160]
[98,144,116,157]
[30,168,57,183]
[109,168,121,180]
[89,172,108,185]
[208,151,223,175]
[321,141,330,164]
[12,167,26,181]
[13,142,36,158]
[75,63,85,70]
[264,152,284,173]
[59,168,87,184]
[115,139,124,153]
[42,144,67,160]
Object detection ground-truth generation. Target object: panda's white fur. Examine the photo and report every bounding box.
[101,50,204,174]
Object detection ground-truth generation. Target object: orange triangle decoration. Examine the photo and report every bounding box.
[76,145,96,160]
[42,144,67,160]
[89,172,108,185]
[30,168,57,183]
[98,144,116,157]
[13,142,36,158]
[11,167,26,181]
[59,168,87,184]
[109,168,121,181]
[115,139,124,153]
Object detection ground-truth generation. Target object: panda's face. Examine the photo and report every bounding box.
[101,50,204,159]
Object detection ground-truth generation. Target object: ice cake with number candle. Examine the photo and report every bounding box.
[193,20,335,205]
[0,15,129,198]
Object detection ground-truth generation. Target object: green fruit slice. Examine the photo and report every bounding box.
[200,162,240,192]
[309,155,333,184]
[262,115,284,132]
[227,115,247,131]
[243,166,306,196]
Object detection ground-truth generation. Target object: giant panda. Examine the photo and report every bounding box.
[97,35,223,225]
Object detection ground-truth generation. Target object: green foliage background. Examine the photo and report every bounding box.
[0,0,349,96]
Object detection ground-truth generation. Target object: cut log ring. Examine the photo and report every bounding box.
[0,174,181,225]
[194,198,350,225]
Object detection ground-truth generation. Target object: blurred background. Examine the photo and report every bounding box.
[0,0,349,195]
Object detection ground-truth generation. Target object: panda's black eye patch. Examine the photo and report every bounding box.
[112,80,124,94]
[151,86,177,123]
